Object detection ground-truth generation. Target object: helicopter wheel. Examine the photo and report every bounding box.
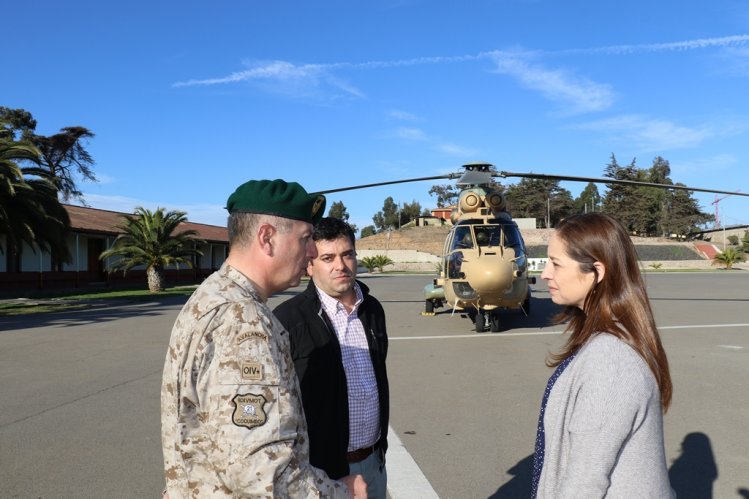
[425,300,434,314]
[474,311,486,333]
[489,312,501,332]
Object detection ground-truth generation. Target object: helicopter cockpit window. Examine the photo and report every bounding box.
[451,226,474,250]
[501,223,527,272]
[473,226,499,247]
[472,223,528,272]
[447,226,474,278]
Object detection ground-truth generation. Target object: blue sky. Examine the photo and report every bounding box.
[5,0,749,231]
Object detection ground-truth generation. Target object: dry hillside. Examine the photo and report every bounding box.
[357,225,706,260]
[358,226,555,256]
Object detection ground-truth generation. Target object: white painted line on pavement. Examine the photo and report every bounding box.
[390,323,749,341]
[659,323,749,330]
[390,330,564,340]
[386,425,439,499]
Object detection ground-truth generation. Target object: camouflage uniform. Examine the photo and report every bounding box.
[161,263,349,498]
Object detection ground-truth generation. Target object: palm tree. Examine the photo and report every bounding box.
[712,246,746,270]
[1,135,71,264]
[100,207,205,292]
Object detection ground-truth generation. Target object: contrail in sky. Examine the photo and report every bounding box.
[173,34,749,87]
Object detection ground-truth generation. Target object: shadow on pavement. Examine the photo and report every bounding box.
[669,432,718,499]
[489,454,532,498]
[0,295,190,332]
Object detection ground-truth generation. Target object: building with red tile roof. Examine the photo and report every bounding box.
[1,205,228,292]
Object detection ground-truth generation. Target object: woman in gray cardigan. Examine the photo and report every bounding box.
[532,213,675,498]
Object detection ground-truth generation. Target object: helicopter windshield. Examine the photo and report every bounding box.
[451,226,474,250]
[445,221,528,278]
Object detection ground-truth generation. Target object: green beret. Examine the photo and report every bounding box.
[226,179,326,225]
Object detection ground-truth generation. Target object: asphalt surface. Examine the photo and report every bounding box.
[1,273,748,498]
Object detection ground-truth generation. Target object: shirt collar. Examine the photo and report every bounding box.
[221,262,265,303]
[316,280,363,316]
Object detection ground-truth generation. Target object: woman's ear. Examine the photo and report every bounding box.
[593,261,606,283]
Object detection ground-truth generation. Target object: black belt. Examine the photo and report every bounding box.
[346,444,378,463]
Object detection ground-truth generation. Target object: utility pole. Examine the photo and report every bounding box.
[712,190,741,249]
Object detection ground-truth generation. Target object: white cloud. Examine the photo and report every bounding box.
[387,109,419,121]
[395,127,427,141]
[436,143,479,157]
[574,114,714,151]
[671,154,738,175]
[488,51,615,114]
[92,172,116,185]
[717,46,749,76]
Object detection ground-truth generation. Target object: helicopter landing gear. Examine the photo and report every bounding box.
[472,310,500,333]
[423,299,435,316]
[474,311,485,333]
[489,312,501,332]
[522,292,531,315]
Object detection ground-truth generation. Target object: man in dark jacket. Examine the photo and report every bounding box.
[274,217,389,499]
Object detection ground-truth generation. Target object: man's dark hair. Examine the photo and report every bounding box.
[313,217,356,247]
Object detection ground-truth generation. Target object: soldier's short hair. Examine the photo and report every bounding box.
[228,212,294,248]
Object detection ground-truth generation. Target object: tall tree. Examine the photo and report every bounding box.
[573,182,602,214]
[0,127,71,265]
[399,200,422,227]
[602,154,640,232]
[35,126,97,202]
[428,184,460,208]
[661,185,713,238]
[601,154,711,236]
[327,200,357,233]
[100,207,204,292]
[360,225,376,238]
[0,107,97,203]
[633,157,674,236]
[505,178,574,228]
[372,197,400,232]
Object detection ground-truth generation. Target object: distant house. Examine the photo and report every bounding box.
[0,205,228,292]
[430,206,454,222]
[413,215,444,227]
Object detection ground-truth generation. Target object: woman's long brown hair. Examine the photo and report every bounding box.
[547,213,672,412]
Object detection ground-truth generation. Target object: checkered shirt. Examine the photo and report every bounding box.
[316,281,381,451]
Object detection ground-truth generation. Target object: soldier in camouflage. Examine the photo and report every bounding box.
[161,179,367,498]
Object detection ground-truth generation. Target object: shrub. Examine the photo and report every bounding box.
[359,256,378,273]
[712,247,746,270]
[373,254,394,272]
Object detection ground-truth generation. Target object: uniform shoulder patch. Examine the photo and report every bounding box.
[241,361,263,381]
[236,330,269,344]
[231,393,268,430]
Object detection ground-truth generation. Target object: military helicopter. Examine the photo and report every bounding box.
[317,162,749,333]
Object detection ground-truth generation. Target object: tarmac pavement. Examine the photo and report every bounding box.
[1,273,747,498]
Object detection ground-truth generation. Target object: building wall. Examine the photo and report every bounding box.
[1,233,228,293]
[514,218,537,230]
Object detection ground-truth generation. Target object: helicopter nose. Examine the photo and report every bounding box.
[462,256,514,293]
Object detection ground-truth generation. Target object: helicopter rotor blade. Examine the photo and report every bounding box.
[497,171,749,198]
[314,173,460,195]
